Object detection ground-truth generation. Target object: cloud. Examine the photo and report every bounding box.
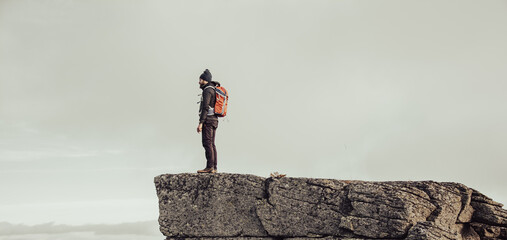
[0,220,160,236]
[0,121,126,163]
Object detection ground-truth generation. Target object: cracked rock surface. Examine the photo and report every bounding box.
[154,173,507,240]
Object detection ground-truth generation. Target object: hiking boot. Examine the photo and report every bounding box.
[211,168,217,173]
[197,168,213,173]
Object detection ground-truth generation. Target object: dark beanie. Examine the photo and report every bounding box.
[199,69,212,82]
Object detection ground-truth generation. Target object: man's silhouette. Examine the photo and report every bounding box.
[197,69,218,173]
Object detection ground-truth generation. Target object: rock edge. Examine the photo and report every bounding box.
[155,173,507,240]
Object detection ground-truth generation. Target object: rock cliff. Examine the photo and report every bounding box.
[154,173,507,240]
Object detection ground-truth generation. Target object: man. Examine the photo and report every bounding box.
[197,69,219,173]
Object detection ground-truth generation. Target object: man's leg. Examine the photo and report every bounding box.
[201,123,215,170]
[211,126,217,170]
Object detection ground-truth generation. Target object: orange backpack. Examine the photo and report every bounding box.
[205,85,228,117]
[214,86,228,117]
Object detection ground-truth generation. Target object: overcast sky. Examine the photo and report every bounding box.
[0,0,506,234]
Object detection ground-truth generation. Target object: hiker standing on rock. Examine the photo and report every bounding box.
[196,69,219,173]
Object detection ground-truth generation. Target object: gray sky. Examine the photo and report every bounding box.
[1,0,506,229]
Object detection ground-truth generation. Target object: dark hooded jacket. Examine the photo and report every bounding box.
[199,81,219,124]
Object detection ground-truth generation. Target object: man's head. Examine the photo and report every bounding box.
[199,69,212,86]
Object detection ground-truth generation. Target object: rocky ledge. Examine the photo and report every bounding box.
[154,173,507,240]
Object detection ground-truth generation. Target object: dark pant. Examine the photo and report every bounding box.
[202,120,218,169]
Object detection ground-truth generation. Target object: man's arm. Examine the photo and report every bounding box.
[199,87,214,124]
[197,88,213,133]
